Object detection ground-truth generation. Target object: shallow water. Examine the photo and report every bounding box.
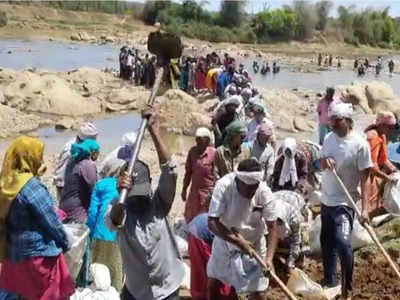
[0,38,397,153]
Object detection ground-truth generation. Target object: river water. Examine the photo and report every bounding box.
[0,39,398,152]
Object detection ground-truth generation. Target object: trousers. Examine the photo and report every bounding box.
[320,205,354,293]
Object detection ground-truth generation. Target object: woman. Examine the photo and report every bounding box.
[195,60,207,92]
[272,137,308,194]
[182,127,216,223]
[60,139,100,224]
[365,111,398,218]
[214,120,250,178]
[87,159,125,291]
[0,136,74,299]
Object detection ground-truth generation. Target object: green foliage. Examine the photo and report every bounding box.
[141,0,171,25]
[315,1,333,31]
[218,0,245,28]
[292,0,318,39]
[252,9,297,42]
[0,11,7,27]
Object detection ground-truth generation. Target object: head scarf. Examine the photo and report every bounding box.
[223,120,247,146]
[100,158,125,178]
[78,122,98,140]
[279,138,298,188]
[121,132,137,147]
[224,95,242,107]
[71,139,100,162]
[328,102,353,119]
[376,111,396,126]
[0,136,44,261]
[195,127,212,139]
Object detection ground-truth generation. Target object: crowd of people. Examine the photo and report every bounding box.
[0,42,400,299]
[119,47,280,100]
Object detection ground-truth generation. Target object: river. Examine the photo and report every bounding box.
[0,38,397,152]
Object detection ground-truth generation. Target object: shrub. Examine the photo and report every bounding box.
[0,11,7,27]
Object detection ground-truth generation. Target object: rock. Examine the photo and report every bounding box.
[55,118,74,130]
[70,33,81,41]
[105,36,115,43]
[0,91,5,105]
[78,31,93,42]
[365,81,400,112]
[0,104,42,138]
[107,86,150,106]
[184,112,211,135]
[294,117,315,132]
[277,113,297,133]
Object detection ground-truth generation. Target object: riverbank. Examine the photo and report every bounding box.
[1,2,400,75]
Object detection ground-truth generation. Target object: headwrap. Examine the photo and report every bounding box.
[258,120,274,136]
[224,95,242,107]
[223,120,247,146]
[195,127,212,139]
[0,136,44,261]
[328,102,353,119]
[376,111,396,126]
[71,139,100,162]
[253,103,265,115]
[241,88,252,101]
[279,138,298,188]
[78,122,98,140]
[121,132,137,147]
[100,158,125,178]
[235,170,263,185]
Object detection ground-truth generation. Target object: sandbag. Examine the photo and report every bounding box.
[69,287,120,300]
[287,268,341,300]
[383,172,400,216]
[64,223,90,280]
[90,264,111,292]
[309,215,373,255]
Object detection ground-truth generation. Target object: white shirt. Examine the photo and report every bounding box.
[321,131,373,207]
[246,117,274,143]
[209,173,279,244]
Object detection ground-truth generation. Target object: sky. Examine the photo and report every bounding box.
[134,0,400,17]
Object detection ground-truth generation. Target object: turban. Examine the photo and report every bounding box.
[121,132,137,147]
[224,95,242,107]
[78,122,98,140]
[195,127,212,139]
[71,139,100,162]
[235,171,263,185]
[328,102,353,119]
[376,111,396,126]
[223,120,247,146]
[259,120,274,136]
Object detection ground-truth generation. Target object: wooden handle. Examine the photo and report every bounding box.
[331,169,400,280]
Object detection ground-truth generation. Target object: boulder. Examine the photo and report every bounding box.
[55,118,74,130]
[70,33,81,41]
[107,86,150,106]
[184,112,211,136]
[105,36,115,43]
[0,104,42,138]
[365,81,400,113]
[78,31,95,42]
[294,117,315,132]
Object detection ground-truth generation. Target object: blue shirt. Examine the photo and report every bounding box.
[217,72,232,98]
[87,177,119,242]
[7,177,69,261]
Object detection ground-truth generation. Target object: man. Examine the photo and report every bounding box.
[319,102,373,300]
[217,65,234,100]
[249,122,275,185]
[212,95,241,147]
[207,159,279,300]
[317,87,335,145]
[53,122,98,201]
[107,107,184,300]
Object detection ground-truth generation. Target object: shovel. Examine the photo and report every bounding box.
[231,228,298,300]
[118,31,182,205]
[331,169,400,280]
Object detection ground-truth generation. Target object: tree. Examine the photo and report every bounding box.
[142,0,171,25]
[218,0,246,28]
[252,9,297,41]
[315,1,333,31]
[292,0,318,39]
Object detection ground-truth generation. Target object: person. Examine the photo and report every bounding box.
[107,106,185,300]
[248,122,275,184]
[99,132,137,179]
[317,87,335,145]
[273,191,304,274]
[119,46,128,78]
[87,159,125,291]
[364,111,398,218]
[246,104,274,144]
[389,59,395,74]
[319,102,373,299]
[337,57,342,68]
[364,58,369,68]
[353,58,358,70]
[272,137,308,194]
[60,139,100,224]
[318,53,322,66]
[214,120,250,178]
[195,60,207,92]
[187,193,235,300]
[205,67,220,94]
[328,54,333,67]
[212,95,241,147]
[53,122,98,201]
[217,65,234,100]
[188,58,197,94]
[179,57,189,91]
[0,136,74,299]
[182,127,216,223]
[207,158,279,300]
